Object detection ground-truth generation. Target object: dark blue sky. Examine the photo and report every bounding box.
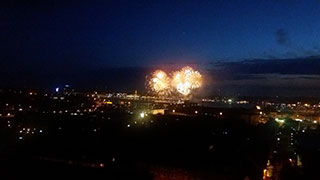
[1,0,320,96]
[1,0,320,69]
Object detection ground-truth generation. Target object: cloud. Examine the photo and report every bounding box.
[212,56,320,75]
[275,28,290,46]
[206,56,320,97]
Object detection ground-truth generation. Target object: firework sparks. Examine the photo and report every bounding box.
[172,66,202,96]
[148,70,172,96]
[147,67,202,97]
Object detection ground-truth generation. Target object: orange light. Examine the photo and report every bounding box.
[104,101,113,104]
[263,169,267,179]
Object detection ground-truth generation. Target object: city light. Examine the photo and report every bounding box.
[275,118,285,124]
[263,169,267,179]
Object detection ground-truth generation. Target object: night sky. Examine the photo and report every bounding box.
[1,0,320,96]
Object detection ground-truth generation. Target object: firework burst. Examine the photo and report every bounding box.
[147,67,202,97]
[171,66,202,96]
[147,70,172,96]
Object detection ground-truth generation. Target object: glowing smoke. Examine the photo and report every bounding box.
[147,67,202,96]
